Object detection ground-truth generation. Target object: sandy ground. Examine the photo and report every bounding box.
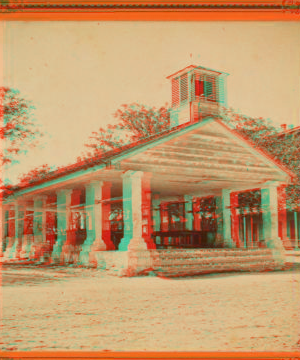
[1,257,300,352]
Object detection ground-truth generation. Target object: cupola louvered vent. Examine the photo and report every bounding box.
[172,78,180,107]
[180,74,188,104]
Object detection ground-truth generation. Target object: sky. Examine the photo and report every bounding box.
[2,21,300,184]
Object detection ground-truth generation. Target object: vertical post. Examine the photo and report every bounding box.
[193,198,201,231]
[102,182,114,250]
[119,171,145,251]
[230,192,242,248]
[250,216,253,249]
[243,213,247,248]
[294,211,299,250]
[141,174,154,249]
[30,197,44,260]
[216,189,233,248]
[0,206,7,257]
[79,181,109,266]
[8,203,19,259]
[20,203,32,259]
[118,170,156,276]
[261,183,285,266]
[277,185,292,249]
[51,189,72,263]
[152,197,161,246]
[184,195,193,231]
[3,207,13,258]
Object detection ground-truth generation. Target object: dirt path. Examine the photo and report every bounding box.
[1,261,300,351]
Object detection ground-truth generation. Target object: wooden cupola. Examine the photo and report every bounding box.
[166,65,229,128]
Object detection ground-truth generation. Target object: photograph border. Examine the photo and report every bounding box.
[0,1,300,359]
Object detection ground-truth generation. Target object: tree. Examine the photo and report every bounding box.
[18,164,55,187]
[83,103,170,157]
[220,107,300,210]
[0,87,43,166]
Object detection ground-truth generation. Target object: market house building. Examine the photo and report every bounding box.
[0,65,296,276]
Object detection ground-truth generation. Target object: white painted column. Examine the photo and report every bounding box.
[9,203,20,259]
[3,207,14,258]
[20,204,29,259]
[14,202,25,259]
[0,206,6,257]
[261,182,285,266]
[216,190,234,248]
[184,195,193,231]
[117,170,155,276]
[294,211,299,250]
[152,199,161,232]
[79,181,106,266]
[51,189,72,263]
[30,197,44,260]
[119,171,146,251]
[152,198,161,246]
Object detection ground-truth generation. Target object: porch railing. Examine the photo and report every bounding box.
[152,230,217,249]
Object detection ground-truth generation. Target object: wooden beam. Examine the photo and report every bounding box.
[168,139,249,154]
[146,148,272,169]
[157,144,256,161]
[120,161,277,182]
[189,133,236,146]
[128,155,279,176]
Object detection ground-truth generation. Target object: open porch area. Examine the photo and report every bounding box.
[1,119,292,276]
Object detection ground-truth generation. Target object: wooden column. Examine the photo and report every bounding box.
[277,185,292,249]
[152,197,161,246]
[79,181,113,265]
[51,189,72,263]
[216,190,234,248]
[261,182,285,266]
[118,170,156,276]
[20,203,34,259]
[3,206,16,258]
[230,192,242,248]
[184,195,193,231]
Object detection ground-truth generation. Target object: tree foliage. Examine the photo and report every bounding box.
[84,103,170,157]
[18,164,55,187]
[220,107,300,210]
[0,87,43,166]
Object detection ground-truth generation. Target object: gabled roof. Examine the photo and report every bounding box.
[4,116,296,200]
[166,64,229,80]
[277,125,300,137]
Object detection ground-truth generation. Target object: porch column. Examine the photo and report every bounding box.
[20,204,33,259]
[3,204,19,259]
[3,207,14,258]
[0,206,7,257]
[277,185,292,249]
[101,182,114,250]
[119,171,147,251]
[216,189,234,248]
[152,197,161,246]
[79,181,108,266]
[118,171,156,276]
[14,203,25,259]
[29,197,46,260]
[51,189,72,263]
[230,192,242,248]
[294,210,299,250]
[61,189,81,264]
[261,182,285,266]
[184,195,193,231]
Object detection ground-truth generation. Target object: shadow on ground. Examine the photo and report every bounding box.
[1,259,300,285]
